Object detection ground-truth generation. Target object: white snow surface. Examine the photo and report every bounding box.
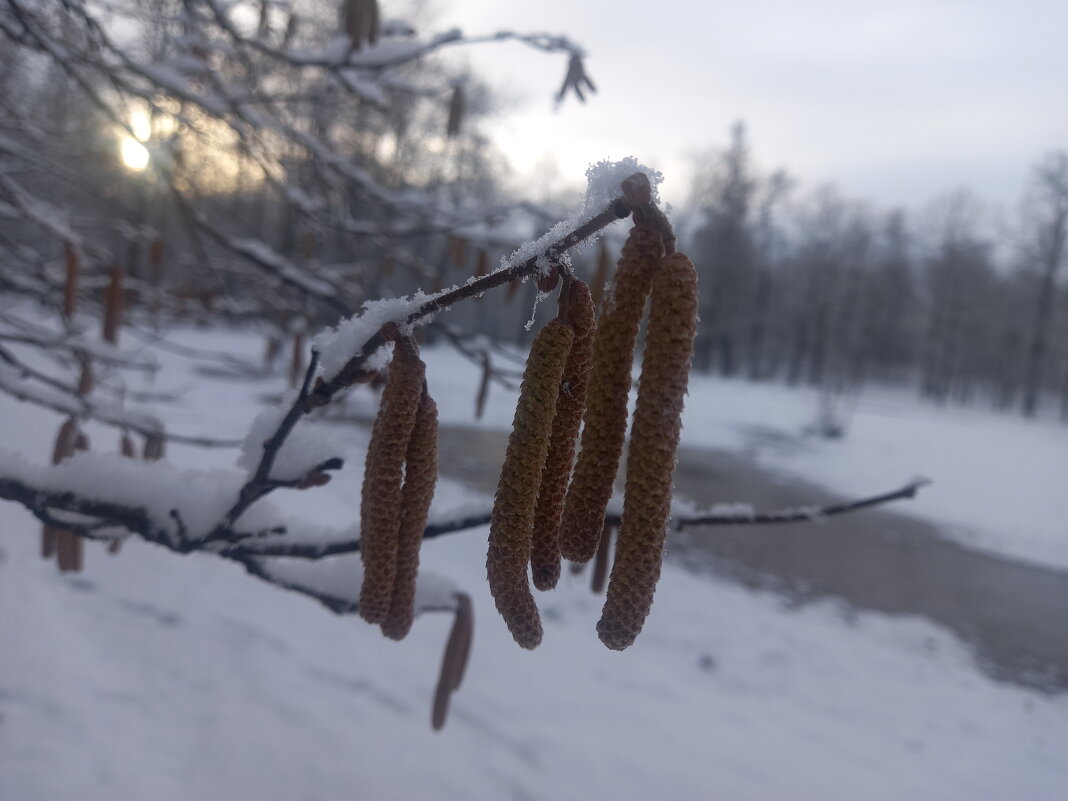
[237,397,345,482]
[1,323,1066,801]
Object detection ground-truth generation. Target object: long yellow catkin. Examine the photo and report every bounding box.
[597,252,698,651]
[359,341,424,624]
[380,385,439,641]
[558,225,662,563]
[530,280,596,591]
[487,318,573,648]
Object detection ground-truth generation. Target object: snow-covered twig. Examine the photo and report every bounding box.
[674,478,933,529]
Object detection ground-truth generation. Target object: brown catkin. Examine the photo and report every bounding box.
[42,417,80,560]
[505,277,522,304]
[530,281,596,591]
[446,235,467,268]
[289,331,305,389]
[446,85,465,138]
[66,432,91,572]
[558,224,662,563]
[487,318,573,648]
[102,265,123,345]
[264,336,282,369]
[143,432,165,461]
[590,239,612,312]
[57,431,90,573]
[110,434,137,554]
[358,341,424,624]
[431,593,474,731]
[597,252,698,650]
[380,386,439,641]
[590,521,614,595]
[342,0,377,49]
[474,352,491,421]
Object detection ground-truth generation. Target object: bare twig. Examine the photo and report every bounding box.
[309,196,632,404]
[674,478,932,529]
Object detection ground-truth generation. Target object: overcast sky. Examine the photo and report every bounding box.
[444,0,1067,211]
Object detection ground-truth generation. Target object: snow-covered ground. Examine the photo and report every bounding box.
[2,323,1066,800]
[425,345,1068,572]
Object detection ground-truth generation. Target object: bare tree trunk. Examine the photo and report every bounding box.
[1022,201,1066,416]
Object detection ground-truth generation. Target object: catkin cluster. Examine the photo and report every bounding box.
[558,225,662,563]
[486,220,697,653]
[358,338,439,637]
[530,281,596,591]
[380,386,439,640]
[597,251,699,649]
[487,317,574,648]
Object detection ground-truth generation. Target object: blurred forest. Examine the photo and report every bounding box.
[1,0,1065,421]
[681,123,1068,421]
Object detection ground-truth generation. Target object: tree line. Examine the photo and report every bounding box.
[681,123,1068,420]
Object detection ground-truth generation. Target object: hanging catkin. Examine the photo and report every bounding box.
[143,432,165,461]
[474,352,491,420]
[597,252,698,650]
[380,385,439,641]
[558,224,662,563]
[431,592,474,731]
[110,433,137,554]
[289,330,305,389]
[487,318,573,648]
[57,431,91,573]
[359,339,424,624]
[589,239,612,312]
[102,265,123,345]
[590,521,614,595]
[42,417,79,560]
[530,280,596,591]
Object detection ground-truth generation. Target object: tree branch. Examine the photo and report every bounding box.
[308,196,632,404]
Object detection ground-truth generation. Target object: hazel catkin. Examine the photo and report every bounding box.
[487,318,573,648]
[57,430,91,573]
[143,432,165,461]
[431,592,474,731]
[597,252,698,651]
[590,521,614,596]
[530,280,596,591]
[380,385,439,641]
[101,265,123,345]
[42,417,79,560]
[109,433,138,554]
[558,224,662,564]
[359,340,425,624]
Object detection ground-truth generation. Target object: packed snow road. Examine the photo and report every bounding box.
[434,424,1068,693]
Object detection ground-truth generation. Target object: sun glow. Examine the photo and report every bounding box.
[119,109,151,171]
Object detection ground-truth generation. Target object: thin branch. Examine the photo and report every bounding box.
[309,196,632,404]
[673,478,932,529]
[220,351,327,530]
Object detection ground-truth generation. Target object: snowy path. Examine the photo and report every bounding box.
[433,424,1068,692]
